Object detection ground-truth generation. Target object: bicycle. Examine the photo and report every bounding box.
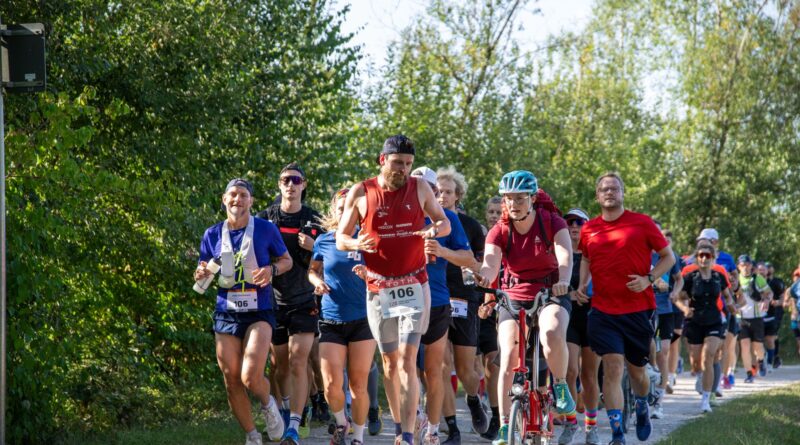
[477,286,555,445]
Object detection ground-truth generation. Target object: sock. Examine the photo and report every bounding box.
[712,362,722,392]
[584,408,597,430]
[333,409,347,427]
[247,429,260,441]
[289,412,301,431]
[451,372,458,393]
[427,423,439,436]
[282,396,291,410]
[368,362,380,409]
[565,411,578,425]
[775,339,781,358]
[479,377,486,397]
[401,432,414,444]
[501,415,509,426]
[635,396,648,416]
[491,406,500,420]
[701,391,710,402]
[766,349,775,365]
[395,422,402,436]
[608,409,624,440]
[445,415,459,434]
[353,423,365,442]
[466,394,480,406]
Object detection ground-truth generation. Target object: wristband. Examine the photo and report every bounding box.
[271,264,279,279]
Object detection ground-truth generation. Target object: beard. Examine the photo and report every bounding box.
[381,168,407,189]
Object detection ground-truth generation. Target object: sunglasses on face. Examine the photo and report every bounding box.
[280,175,304,185]
[567,218,586,227]
[697,252,713,260]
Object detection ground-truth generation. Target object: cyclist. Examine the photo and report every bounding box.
[475,170,574,445]
[763,262,786,369]
[337,135,451,445]
[196,178,291,445]
[736,255,773,383]
[309,187,377,445]
[578,172,674,445]
[561,208,601,445]
[674,242,734,413]
[257,163,325,445]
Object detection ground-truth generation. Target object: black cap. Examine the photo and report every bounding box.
[738,254,752,264]
[280,162,306,179]
[225,178,254,195]
[376,135,415,164]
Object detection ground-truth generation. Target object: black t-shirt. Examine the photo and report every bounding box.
[682,269,729,326]
[767,277,786,318]
[256,204,324,306]
[446,213,485,303]
[570,252,590,315]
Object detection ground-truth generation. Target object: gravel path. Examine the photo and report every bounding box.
[306,365,799,444]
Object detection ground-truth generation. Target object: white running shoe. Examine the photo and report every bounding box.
[246,433,264,445]
[415,411,429,445]
[650,402,664,419]
[262,397,286,441]
[700,399,712,413]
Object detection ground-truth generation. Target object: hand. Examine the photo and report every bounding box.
[759,301,770,313]
[576,283,591,302]
[551,280,570,297]
[683,306,694,318]
[424,239,442,257]
[352,264,367,281]
[251,266,273,287]
[574,289,590,306]
[313,280,331,295]
[415,227,438,240]
[194,262,212,281]
[654,278,669,293]
[478,301,495,319]
[626,275,651,293]
[474,272,492,288]
[298,232,315,252]
[355,232,377,253]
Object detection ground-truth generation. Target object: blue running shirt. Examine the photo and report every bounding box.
[312,230,367,322]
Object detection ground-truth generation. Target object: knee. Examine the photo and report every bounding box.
[289,355,308,375]
[455,360,474,379]
[604,362,624,381]
[241,369,262,391]
[349,378,368,397]
[566,361,580,382]
[221,366,244,390]
[383,358,399,380]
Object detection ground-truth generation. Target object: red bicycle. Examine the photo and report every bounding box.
[478,286,555,445]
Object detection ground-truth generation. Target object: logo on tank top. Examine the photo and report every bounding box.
[405,204,412,210]
[377,206,389,218]
[534,236,542,243]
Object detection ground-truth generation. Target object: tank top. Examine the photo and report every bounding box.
[361,176,427,292]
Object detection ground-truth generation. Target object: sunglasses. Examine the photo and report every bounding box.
[697,252,713,260]
[280,175,304,185]
[335,188,350,198]
[566,218,586,227]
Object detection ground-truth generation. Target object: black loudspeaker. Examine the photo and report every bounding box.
[1,23,46,93]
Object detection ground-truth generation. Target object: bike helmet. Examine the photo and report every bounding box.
[498,170,538,195]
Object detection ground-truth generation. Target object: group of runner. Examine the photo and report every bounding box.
[195,135,800,445]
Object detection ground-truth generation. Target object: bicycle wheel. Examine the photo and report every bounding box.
[621,372,632,434]
[508,399,528,445]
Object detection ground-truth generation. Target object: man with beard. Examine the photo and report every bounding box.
[337,135,451,445]
[577,172,675,445]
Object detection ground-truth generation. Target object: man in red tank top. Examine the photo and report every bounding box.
[337,135,451,445]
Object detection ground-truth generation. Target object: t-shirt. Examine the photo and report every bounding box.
[790,279,800,314]
[311,231,367,322]
[579,210,668,315]
[446,212,485,303]
[765,277,786,320]
[427,209,471,308]
[651,251,682,314]
[199,217,287,312]
[257,204,324,306]
[485,209,567,301]
[738,273,771,319]
[682,269,729,326]
[681,263,731,315]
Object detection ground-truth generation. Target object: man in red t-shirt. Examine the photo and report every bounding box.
[577,172,675,445]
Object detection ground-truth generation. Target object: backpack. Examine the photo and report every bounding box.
[258,204,322,268]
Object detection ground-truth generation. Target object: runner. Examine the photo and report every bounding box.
[674,242,734,413]
[577,172,674,445]
[434,166,490,445]
[475,170,575,445]
[196,178,290,445]
[787,272,800,357]
[561,208,601,445]
[478,196,502,440]
[735,255,773,383]
[763,262,786,369]
[308,187,378,445]
[257,163,325,445]
[336,135,451,445]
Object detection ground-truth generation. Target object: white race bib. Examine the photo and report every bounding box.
[226,289,258,312]
[450,298,469,319]
[378,276,424,319]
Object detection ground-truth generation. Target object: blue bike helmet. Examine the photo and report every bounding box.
[498,170,538,195]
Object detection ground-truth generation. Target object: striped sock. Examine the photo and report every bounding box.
[565,411,578,425]
[584,408,598,431]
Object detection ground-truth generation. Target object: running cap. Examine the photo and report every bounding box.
[565,208,589,221]
[411,166,437,187]
[280,162,306,179]
[738,254,753,264]
[225,178,254,195]
[376,134,415,164]
[765,261,773,268]
[696,228,719,241]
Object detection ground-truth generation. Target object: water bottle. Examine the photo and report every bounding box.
[193,257,221,294]
[463,268,476,287]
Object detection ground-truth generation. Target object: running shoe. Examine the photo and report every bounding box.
[298,422,310,439]
[721,374,731,390]
[367,407,382,436]
[423,432,441,445]
[744,371,755,384]
[608,439,625,445]
[555,381,577,414]
[466,394,489,434]
[330,423,349,445]
[279,427,300,445]
[492,425,508,445]
[442,430,460,445]
[558,423,578,445]
[758,360,767,377]
[262,399,286,442]
[700,399,712,413]
[709,393,720,407]
[714,389,724,398]
[317,397,331,423]
[415,411,429,445]
[480,416,500,440]
[246,433,264,445]
[634,400,651,441]
[350,440,363,445]
[676,357,684,374]
[650,401,664,420]
[773,356,782,369]
[585,426,600,445]
[728,372,735,386]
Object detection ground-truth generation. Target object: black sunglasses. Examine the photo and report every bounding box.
[280,175,304,185]
[566,218,586,227]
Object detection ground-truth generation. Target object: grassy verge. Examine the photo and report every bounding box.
[655,383,800,445]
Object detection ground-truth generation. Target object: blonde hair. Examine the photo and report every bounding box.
[319,187,350,232]
[437,165,468,201]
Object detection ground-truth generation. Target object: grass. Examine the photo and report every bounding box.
[60,415,245,445]
[655,383,800,445]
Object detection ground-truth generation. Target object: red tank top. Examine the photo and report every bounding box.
[361,176,428,292]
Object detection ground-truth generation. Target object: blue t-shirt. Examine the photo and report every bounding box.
[200,217,287,312]
[426,209,471,307]
[311,230,367,322]
[651,251,681,314]
[790,279,800,310]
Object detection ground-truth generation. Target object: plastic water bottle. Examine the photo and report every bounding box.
[193,258,221,294]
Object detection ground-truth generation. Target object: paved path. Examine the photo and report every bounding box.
[306,365,799,444]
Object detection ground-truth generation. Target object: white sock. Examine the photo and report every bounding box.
[353,423,366,442]
[701,391,710,402]
[333,409,348,426]
[428,423,439,435]
[289,412,302,431]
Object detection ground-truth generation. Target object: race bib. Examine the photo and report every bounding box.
[450,298,469,319]
[378,276,424,319]
[226,289,258,312]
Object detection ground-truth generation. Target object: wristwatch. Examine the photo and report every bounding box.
[271,264,279,280]
[647,273,655,283]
